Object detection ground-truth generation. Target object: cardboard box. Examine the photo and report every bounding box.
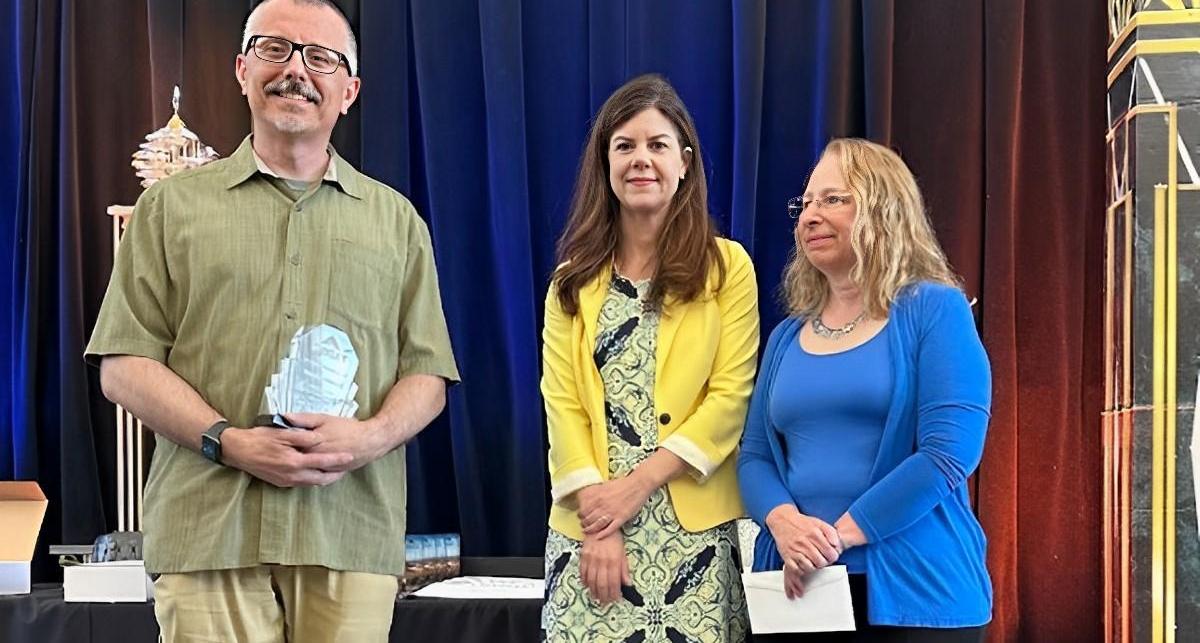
[63,560,154,603]
[0,481,49,595]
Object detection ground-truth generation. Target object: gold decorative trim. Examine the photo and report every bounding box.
[1105,197,1119,410]
[1107,38,1200,88]
[1104,96,1183,643]
[1123,410,1133,643]
[1109,9,1200,60]
[1104,166,1121,643]
[1103,412,1115,643]
[1109,0,1137,43]
[1124,194,1133,409]
[1152,183,1166,643]
[1107,103,1186,139]
[1164,106,1177,643]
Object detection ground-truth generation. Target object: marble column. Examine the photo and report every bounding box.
[1105,4,1200,642]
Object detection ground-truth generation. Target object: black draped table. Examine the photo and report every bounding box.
[0,557,543,643]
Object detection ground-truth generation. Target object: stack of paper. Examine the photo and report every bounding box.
[411,576,544,600]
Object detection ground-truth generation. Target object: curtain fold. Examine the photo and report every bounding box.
[976,1,1106,640]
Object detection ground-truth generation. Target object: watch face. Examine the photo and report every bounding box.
[201,434,219,462]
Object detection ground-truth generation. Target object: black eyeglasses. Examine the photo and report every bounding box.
[246,35,352,75]
[787,193,854,219]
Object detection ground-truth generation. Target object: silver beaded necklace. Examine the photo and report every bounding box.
[811,311,866,340]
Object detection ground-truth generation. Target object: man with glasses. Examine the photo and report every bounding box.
[85,0,459,640]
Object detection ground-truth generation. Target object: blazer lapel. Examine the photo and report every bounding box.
[656,262,720,384]
[655,295,690,383]
[578,265,611,357]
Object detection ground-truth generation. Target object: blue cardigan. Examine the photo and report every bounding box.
[737,282,992,627]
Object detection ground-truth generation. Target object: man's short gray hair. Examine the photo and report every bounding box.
[241,0,358,76]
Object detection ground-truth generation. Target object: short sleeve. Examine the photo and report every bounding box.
[395,212,460,383]
[85,184,176,367]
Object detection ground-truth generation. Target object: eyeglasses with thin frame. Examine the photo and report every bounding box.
[787,193,853,219]
[246,35,351,75]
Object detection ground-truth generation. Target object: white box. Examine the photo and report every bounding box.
[63,560,154,603]
[0,481,48,595]
[0,560,33,595]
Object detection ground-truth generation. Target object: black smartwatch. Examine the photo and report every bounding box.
[200,419,232,465]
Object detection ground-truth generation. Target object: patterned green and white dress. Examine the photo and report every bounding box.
[541,273,749,643]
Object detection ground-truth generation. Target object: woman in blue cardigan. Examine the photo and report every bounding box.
[738,138,991,641]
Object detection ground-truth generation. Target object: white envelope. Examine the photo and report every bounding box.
[742,566,856,634]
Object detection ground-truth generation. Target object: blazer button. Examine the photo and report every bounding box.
[659,413,671,425]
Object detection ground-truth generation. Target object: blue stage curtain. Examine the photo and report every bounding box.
[1,0,123,584]
[1,0,891,560]
[354,0,904,557]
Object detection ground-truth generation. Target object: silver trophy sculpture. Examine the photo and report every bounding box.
[261,325,359,428]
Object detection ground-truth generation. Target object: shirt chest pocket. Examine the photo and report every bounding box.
[328,239,403,331]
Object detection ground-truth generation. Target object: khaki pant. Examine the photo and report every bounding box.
[154,565,398,643]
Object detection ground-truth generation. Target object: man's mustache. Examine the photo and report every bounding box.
[264,78,321,104]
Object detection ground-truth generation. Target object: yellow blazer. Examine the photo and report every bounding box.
[541,237,760,540]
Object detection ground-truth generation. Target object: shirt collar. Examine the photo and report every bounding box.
[224,135,363,199]
[252,147,338,183]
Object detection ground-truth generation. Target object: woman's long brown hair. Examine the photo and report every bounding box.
[553,74,724,315]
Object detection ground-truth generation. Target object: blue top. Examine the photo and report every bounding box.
[773,327,892,573]
[737,282,993,627]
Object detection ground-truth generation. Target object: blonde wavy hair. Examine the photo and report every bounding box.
[782,138,961,318]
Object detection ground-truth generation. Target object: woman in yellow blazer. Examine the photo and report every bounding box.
[540,74,759,643]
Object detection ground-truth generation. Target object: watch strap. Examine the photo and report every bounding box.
[201,419,231,464]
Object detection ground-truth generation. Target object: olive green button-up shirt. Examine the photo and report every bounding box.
[85,136,460,575]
